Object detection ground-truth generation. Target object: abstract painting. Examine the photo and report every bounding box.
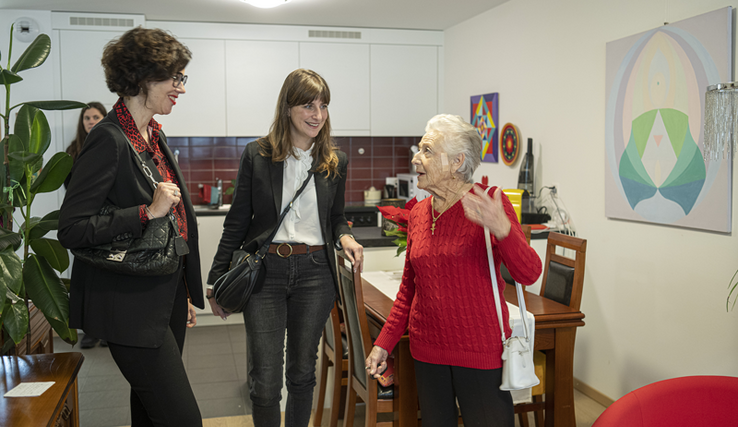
[471,93,499,163]
[604,7,732,232]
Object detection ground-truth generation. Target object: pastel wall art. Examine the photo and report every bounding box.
[604,7,732,232]
[471,92,499,163]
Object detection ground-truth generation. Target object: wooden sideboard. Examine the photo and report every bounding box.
[0,352,84,427]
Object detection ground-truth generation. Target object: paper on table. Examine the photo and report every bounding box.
[4,381,55,397]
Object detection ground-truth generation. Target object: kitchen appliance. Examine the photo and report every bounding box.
[363,186,382,206]
[396,173,430,203]
[345,205,379,227]
[517,138,535,213]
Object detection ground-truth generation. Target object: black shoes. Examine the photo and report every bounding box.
[80,334,101,349]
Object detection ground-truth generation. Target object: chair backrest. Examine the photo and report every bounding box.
[593,376,738,427]
[540,232,586,310]
[323,301,341,354]
[336,253,372,391]
[500,224,532,286]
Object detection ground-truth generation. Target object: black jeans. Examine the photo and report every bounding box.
[414,360,514,427]
[107,280,202,427]
[244,250,336,427]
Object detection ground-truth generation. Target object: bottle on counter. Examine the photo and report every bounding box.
[517,138,535,213]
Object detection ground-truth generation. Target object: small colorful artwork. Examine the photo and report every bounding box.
[471,93,499,163]
[500,123,520,166]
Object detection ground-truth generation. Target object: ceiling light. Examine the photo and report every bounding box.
[240,0,291,8]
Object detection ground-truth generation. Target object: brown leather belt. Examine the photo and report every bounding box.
[268,243,325,258]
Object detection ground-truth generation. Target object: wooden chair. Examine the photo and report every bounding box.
[313,301,348,427]
[336,253,394,427]
[516,232,587,427]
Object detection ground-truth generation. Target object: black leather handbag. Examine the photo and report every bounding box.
[71,123,189,276]
[213,172,314,313]
[71,205,183,276]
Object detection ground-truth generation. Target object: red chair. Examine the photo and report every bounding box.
[593,376,738,426]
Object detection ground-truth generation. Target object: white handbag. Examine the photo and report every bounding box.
[483,188,540,391]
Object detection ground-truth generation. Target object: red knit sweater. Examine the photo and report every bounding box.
[374,185,542,369]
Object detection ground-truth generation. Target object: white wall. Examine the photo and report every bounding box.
[444,0,738,401]
[0,10,65,219]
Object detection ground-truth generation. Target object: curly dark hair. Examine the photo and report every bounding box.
[101,27,191,97]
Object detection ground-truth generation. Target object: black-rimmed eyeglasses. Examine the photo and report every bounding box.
[172,73,188,87]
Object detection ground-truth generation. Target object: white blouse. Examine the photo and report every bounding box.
[272,145,324,246]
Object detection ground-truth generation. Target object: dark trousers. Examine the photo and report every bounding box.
[244,250,336,427]
[107,280,202,427]
[414,360,514,427]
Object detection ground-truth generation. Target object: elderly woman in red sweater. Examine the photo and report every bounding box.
[365,114,542,427]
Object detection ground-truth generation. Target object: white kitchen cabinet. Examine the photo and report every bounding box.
[155,38,227,136]
[299,43,370,136]
[370,45,439,136]
[225,40,299,137]
[57,29,123,147]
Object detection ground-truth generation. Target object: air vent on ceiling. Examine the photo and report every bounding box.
[69,16,135,28]
[308,30,361,40]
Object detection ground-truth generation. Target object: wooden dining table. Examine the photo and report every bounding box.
[362,278,585,427]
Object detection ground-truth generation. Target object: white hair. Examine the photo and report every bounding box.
[424,114,482,182]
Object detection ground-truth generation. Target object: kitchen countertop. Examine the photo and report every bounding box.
[350,227,397,248]
[193,205,546,242]
[194,204,396,248]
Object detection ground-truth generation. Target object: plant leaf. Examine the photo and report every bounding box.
[24,254,74,342]
[30,238,69,273]
[24,100,88,111]
[13,104,40,151]
[0,228,23,252]
[11,185,28,208]
[28,210,59,240]
[2,298,29,345]
[30,152,73,194]
[7,135,25,183]
[9,151,42,167]
[28,109,51,155]
[61,278,71,292]
[0,247,23,294]
[11,33,50,73]
[0,69,22,84]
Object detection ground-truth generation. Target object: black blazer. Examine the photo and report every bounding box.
[207,139,352,296]
[58,111,203,348]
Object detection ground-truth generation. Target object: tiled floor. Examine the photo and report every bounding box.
[54,324,251,427]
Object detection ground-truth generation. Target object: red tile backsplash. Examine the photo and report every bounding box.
[168,135,421,204]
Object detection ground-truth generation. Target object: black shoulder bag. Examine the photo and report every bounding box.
[71,123,189,276]
[213,171,314,313]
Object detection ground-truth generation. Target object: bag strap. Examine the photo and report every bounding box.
[98,122,180,231]
[483,186,531,343]
[255,171,315,256]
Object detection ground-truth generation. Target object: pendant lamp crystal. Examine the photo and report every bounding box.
[703,82,738,160]
[240,0,291,8]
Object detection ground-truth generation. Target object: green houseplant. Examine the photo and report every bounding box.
[0,25,86,353]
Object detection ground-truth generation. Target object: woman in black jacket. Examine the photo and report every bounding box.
[207,69,364,427]
[59,27,203,427]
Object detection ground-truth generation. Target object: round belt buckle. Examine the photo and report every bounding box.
[276,242,293,258]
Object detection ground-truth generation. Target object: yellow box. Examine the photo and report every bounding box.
[502,189,523,223]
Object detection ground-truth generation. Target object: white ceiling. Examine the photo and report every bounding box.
[1,0,509,31]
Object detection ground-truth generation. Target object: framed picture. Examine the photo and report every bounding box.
[604,7,732,232]
[471,93,499,163]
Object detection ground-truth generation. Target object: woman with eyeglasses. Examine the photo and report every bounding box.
[59,27,203,426]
